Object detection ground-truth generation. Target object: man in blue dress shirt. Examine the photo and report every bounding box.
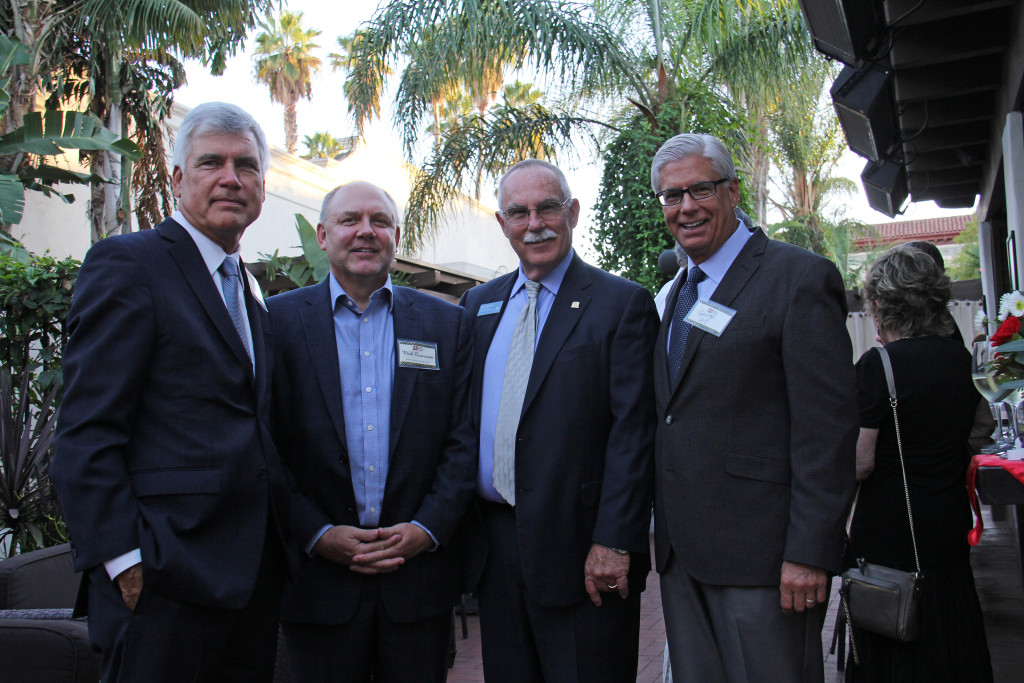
[460,160,659,681]
[269,181,477,682]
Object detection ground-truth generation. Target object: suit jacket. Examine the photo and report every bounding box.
[52,218,289,610]
[461,254,659,607]
[653,227,858,585]
[269,280,477,624]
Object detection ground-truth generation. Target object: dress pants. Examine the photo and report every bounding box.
[660,552,826,683]
[281,576,451,683]
[86,525,285,683]
[476,501,642,683]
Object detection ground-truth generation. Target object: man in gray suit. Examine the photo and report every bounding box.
[652,133,857,682]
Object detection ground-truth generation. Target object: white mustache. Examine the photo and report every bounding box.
[523,229,558,244]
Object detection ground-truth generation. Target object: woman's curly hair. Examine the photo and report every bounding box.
[864,244,954,338]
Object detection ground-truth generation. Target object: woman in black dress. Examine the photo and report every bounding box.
[848,244,993,682]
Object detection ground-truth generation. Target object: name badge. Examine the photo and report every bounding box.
[397,339,439,370]
[245,268,268,311]
[684,300,736,337]
[478,301,502,316]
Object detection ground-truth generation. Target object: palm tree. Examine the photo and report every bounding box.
[253,10,322,155]
[301,132,351,160]
[344,0,640,247]
[31,0,271,241]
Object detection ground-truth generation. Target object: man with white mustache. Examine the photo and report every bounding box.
[460,159,659,681]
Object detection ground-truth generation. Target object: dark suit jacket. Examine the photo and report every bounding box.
[654,227,858,585]
[269,280,477,624]
[461,254,659,607]
[52,218,289,610]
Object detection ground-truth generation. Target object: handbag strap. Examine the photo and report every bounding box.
[876,345,922,576]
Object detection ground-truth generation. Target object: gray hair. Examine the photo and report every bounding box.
[319,181,400,226]
[864,244,954,338]
[650,133,736,193]
[496,159,572,208]
[172,102,270,178]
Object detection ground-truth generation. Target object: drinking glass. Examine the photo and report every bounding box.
[973,341,1010,453]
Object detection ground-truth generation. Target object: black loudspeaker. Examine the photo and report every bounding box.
[797,0,879,66]
[831,64,895,163]
[861,158,908,218]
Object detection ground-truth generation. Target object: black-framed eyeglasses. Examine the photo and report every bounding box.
[656,178,730,206]
[500,197,572,227]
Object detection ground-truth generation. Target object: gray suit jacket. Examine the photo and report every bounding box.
[654,227,858,585]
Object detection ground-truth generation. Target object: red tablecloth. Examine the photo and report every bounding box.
[967,454,1024,545]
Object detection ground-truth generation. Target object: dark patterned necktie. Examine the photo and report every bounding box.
[667,266,705,383]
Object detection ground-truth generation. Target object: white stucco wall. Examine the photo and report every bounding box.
[12,103,520,282]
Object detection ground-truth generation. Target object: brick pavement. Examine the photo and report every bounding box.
[449,509,1024,682]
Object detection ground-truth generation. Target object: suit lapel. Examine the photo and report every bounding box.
[470,274,517,414]
[668,228,766,399]
[160,220,254,380]
[300,280,348,448]
[389,287,420,457]
[244,272,269,397]
[522,255,591,412]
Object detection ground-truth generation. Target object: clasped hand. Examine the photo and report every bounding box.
[313,523,431,575]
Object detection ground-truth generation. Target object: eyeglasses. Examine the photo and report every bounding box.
[656,178,731,206]
[500,197,572,227]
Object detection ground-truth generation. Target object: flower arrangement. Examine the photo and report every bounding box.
[977,292,1024,383]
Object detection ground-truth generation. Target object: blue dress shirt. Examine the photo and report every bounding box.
[477,250,575,502]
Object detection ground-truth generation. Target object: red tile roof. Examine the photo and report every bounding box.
[852,214,973,249]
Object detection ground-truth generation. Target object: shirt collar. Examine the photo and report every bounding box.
[686,211,753,285]
[512,249,574,297]
[328,271,394,315]
[174,210,240,274]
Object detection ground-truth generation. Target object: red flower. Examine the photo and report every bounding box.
[991,315,1021,345]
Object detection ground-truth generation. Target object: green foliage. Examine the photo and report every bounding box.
[591,82,751,293]
[948,219,981,281]
[0,247,77,554]
[301,132,351,160]
[0,35,142,226]
[258,213,330,288]
[0,368,64,556]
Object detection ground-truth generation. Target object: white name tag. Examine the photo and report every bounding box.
[684,300,736,337]
[245,268,268,311]
[397,339,439,370]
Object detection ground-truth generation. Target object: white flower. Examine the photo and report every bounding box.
[999,291,1024,320]
[975,309,989,332]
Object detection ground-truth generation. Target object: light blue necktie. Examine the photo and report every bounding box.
[493,281,541,505]
[219,257,253,363]
[668,266,705,383]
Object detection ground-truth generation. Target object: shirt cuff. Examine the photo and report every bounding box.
[307,524,333,557]
[104,549,142,580]
[411,521,439,551]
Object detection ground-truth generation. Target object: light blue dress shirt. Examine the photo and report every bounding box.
[306,275,437,555]
[666,216,753,347]
[330,273,395,528]
[477,250,575,502]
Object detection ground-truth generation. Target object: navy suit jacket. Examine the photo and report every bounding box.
[654,227,858,585]
[460,254,659,607]
[269,279,477,624]
[52,218,289,610]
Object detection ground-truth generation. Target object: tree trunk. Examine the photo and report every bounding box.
[285,99,298,155]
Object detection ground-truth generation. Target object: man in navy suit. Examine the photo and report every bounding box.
[51,102,289,682]
[269,181,476,682]
[651,133,857,682]
[460,160,659,682]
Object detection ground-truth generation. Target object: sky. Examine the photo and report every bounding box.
[174,0,973,246]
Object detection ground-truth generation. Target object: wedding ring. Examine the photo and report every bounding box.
[805,599,815,604]
[607,584,618,589]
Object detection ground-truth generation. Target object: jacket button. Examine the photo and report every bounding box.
[665,415,673,425]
